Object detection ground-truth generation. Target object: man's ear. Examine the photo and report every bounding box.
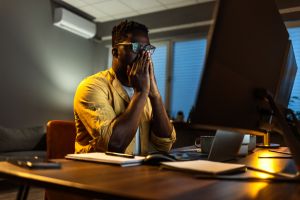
[112,47,118,58]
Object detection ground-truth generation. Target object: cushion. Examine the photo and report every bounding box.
[0,125,46,152]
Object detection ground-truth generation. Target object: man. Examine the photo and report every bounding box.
[74,20,176,155]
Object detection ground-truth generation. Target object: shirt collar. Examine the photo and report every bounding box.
[108,68,130,103]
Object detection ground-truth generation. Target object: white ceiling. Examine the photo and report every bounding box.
[62,0,215,22]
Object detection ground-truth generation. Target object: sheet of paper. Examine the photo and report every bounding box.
[161,160,246,174]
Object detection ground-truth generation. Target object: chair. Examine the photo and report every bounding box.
[46,120,76,159]
[46,120,89,200]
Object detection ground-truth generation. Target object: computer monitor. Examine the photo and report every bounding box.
[190,0,297,139]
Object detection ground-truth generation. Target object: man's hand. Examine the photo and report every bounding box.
[147,53,160,99]
[146,52,173,140]
[128,52,150,94]
[109,52,151,153]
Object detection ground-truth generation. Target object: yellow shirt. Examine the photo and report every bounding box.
[74,68,176,155]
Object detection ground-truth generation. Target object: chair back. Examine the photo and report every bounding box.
[46,120,76,159]
[46,120,91,200]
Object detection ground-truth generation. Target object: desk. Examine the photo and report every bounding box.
[0,149,300,200]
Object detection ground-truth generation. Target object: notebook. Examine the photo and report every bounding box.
[65,153,145,167]
[160,160,246,175]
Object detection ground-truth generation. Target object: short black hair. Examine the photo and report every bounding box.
[112,20,149,47]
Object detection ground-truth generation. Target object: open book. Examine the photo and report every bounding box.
[160,160,246,175]
[65,153,145,167]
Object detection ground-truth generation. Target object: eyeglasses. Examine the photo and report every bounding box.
[115,42,156,55]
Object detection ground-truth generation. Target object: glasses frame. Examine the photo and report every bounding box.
[115,42,156,55]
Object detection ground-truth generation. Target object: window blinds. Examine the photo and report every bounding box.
[288,27,300,118]
[171,39,207,120]
[151,44,168,103]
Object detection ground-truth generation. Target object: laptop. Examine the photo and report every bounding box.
[171,130,244,162]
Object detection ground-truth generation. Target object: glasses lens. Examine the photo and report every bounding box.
[131,43,140,53]
[130,43,156,55]
[143,44,156,55]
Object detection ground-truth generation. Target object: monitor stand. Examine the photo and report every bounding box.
[256,91,282,148]
[256,89,300,172]
[256,132,280,148]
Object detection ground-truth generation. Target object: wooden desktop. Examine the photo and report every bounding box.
[0,149,300,200]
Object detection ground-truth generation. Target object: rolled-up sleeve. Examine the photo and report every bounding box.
[74,78,116,152]
[150,126,176,152]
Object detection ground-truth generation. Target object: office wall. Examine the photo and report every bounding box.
[0,0,104,128]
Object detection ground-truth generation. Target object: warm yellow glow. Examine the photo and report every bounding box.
[255,152,277,179]
[247,182,268,198]
[244,152,276,198]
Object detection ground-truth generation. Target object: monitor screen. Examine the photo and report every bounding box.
[190,0,297,135]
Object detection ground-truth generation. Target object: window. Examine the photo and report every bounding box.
[170,39,207,120]
[288,27,300,119]
[151,43,168,103]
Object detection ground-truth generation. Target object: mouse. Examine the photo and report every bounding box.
[143,153,177,165]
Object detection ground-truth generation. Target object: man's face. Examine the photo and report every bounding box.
[114,31,150,78]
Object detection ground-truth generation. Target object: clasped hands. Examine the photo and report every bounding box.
[127,51,160,98]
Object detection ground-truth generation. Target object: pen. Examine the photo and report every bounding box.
[105,151,135,159]
[246,166,297,178]
[258,155,293,159]
[194,175,300,183]
[269,149,292,155]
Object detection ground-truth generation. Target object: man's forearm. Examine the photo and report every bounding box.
[108,92,148,152]
[150,95,173,138]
